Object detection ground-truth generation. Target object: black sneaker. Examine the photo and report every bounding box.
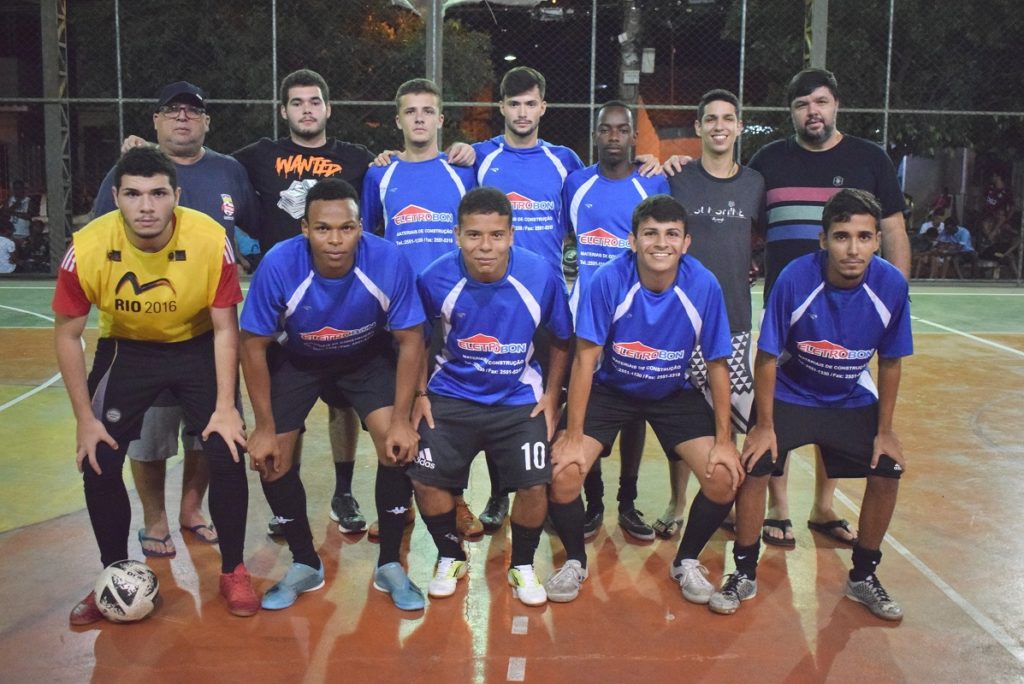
[618,508,655,541]
[330,493,366,533]
[583,507,604,541]
[479,495,510,533]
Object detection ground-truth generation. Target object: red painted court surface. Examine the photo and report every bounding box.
[1,281,1023,682]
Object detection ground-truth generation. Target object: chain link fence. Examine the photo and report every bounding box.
[1,0,1022,279]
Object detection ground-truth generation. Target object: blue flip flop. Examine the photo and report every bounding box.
[138,529,176,558]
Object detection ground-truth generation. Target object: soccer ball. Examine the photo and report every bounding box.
[94,560,160,623]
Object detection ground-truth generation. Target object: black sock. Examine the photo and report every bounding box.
[333,461,354,498]
[583,461,604,514]
[204,443,250,573]
[548,496,587,567]
[421,509,466,560]
[732,541,761,580]
[510,522,543,567]
[375,465,413,566]
[260,467,319,569]
[849,544,883,582]
[617,476,638,513]
[485,452,503,498]
[674,492,733,563]
[83,444,131,568]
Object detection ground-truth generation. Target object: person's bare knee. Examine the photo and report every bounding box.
[510,484,548,527]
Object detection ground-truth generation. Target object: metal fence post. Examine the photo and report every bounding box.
[41,0,71,271]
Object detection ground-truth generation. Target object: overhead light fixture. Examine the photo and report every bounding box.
[504,53,517,62]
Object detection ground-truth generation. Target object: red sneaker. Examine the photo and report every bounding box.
[219,564,259,617]
[70,591,103,626]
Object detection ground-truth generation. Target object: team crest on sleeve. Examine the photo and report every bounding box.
[220,194,235,219]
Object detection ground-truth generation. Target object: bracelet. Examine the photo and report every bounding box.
[414,389,428,398]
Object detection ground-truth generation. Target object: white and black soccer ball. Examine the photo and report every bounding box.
[94,560,160,623]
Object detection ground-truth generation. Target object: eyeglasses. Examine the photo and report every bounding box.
[157,104,206,120]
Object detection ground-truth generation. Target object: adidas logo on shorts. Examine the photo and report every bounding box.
[415,447,436,470]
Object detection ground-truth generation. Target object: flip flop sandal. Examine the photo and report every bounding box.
[182,524,219,544]
[807,519,857,546]
[761,518,796,548]
[652,516,684,539]
[138,529,176,558]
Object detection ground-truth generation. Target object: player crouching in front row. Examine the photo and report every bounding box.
[545,194,745,604]
[715,188,911,621]
[407,187,572,607]
[54,147,255,623]
[239,179,426,611]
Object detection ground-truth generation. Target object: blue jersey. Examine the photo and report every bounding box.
[473,136,584,273]
[758,252,913,408]
[576,252,731,400]
[240,233,425,357]
[418,246,572,406]
[563,165,669,311]
[361,155,477,273]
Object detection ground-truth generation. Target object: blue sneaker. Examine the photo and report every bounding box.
[261,561,325,610]
[373,562,426,611]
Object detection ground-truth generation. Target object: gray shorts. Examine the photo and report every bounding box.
[126,388,244,461]
[125,405,200,461]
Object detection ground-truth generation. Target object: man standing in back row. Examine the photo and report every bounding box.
[233,69,375,536]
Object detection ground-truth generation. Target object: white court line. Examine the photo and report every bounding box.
[831,488,1024,663]
[912,316,1024,358]
[825,315,1024,661]
[510,615,529,635]
[0,303,56,322]
[0,304,66,414]
[506,657,526,681]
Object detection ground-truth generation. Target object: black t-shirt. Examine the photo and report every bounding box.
[749,134,904,297]
[233,137,373,252]
[669,163,764,332]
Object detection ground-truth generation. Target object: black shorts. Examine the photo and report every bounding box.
[747,400,902,479]
[268,344,396,434]
[564,384,715,461]
[86,331,231,457]
[408,395,550,492]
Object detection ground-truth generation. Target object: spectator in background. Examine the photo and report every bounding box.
[7,180,34,244]
[984,172,1014,220]
[929,186,953,216]
[19,219,51,273]
[918,208,945,235]
[0,220,17,274]
[978,208,1017,261]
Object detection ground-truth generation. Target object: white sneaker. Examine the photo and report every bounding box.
[428,557,468,598]
[544,560,589,603]
[671,558,714,604]
[508,565,547,606]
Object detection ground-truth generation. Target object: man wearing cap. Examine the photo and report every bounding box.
[94,80,258,558]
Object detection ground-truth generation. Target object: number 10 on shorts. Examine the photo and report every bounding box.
[522,442,546,471]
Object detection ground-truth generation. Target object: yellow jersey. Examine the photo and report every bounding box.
[53,206,242,342]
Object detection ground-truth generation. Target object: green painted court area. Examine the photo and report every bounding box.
[1,278,1022,533]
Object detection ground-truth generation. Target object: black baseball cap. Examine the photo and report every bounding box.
[155,81,206,110]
